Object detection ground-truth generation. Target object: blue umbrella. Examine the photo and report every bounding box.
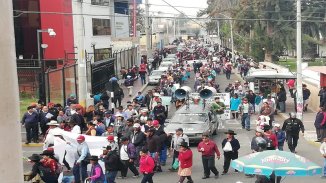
[231,150,322,177]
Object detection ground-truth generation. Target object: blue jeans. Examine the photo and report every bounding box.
[324,158,326,176]
[279,101,286,112]
[106,171,118,183]
[241,113,250,129]
[140,75,146,85]
[72,162,88,183]
[160,144,167,164]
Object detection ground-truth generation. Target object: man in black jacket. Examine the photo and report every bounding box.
[70,108,86,131]
[143,90,153,111]
[130,123,146,167]
[221,130,240,175]
[39,106,51,136]
[282,112,305,153]
[145,128,161,171]
[101,145,120,183]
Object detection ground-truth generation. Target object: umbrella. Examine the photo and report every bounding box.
[231,150,322,177]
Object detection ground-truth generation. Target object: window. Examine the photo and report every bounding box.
[91,0,110,6]
[94,48,112,62]
[92,18,111,36]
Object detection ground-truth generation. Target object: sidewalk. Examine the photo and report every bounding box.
[234,72,318,145]
[120,75,148,104]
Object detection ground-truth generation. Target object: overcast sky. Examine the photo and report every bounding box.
[145,0,208,17]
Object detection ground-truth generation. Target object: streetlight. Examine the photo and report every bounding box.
[37,28,56,104]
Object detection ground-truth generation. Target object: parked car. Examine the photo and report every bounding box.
[148,70,165,85]
[158,61,173,71]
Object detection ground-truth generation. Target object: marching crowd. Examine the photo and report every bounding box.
[22,40,326,183]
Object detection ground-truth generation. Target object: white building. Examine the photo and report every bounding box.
[72,0,130,61]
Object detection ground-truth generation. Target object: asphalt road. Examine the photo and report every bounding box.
[22,72,325,183]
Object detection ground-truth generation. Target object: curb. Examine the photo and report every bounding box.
[278,111,320,147]
[22,143,43,147]
[133,83,148,99]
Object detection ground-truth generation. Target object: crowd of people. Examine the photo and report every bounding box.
[22,39,326,183]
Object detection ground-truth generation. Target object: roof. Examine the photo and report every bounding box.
[306,66,326,74]
[176,104,207,113]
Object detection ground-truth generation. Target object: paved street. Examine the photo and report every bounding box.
[22,72,324,182]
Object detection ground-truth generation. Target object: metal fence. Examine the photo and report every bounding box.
[45,64,78,106]
[86,46,138,95]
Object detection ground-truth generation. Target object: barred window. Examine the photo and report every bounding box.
[91,0,110,6]
[92,18,111,36]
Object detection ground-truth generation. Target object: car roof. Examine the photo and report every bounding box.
[175,104,208,114]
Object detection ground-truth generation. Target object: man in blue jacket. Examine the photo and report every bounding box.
[273,123,286,150]
[21,106,39,144]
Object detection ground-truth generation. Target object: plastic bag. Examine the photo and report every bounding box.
[172,158,179,169]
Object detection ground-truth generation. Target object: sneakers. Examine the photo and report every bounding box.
[132,175,140,178]
[25,141,30,145]
[221,171,227,175]
[116,176,126,179]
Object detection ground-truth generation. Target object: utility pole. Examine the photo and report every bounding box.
[230,19,235,62]
[0,1,24,182]
[132,0,137,37]
[167,19,169,43]
[296,0,303,120]
[145,0,152,58]
[173,16,176,39]
[77,0,88,108]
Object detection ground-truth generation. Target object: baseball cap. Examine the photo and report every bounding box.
[77,135,85,141]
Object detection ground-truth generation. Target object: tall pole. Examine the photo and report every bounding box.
[230,19,234,62]
[167,19,169,43]
[0,1,24,182]
[145,0,152,58]
[173,17,176,39]
[77,0,87,107]
[296,0,303,120]
[133,0,137,37]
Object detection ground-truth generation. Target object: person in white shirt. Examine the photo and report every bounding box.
[320,137,326,178]
[124,104,138,119]
[69,121,81,134]
[43,120,63,150]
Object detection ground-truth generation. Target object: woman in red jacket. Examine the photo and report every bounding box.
[139,148,155,183]
[178,142,193,183]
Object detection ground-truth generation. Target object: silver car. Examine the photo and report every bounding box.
[148,70,165,85]
[165,104,219,143]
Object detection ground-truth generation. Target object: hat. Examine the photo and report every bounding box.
[153,93,160,97]
[263,125,271,131]
[105,110,112,115]
[152,120,159,126]
[256,127,264,133]
[40,150,54,156]
[76,135,85,141]
[179,141,189,148]
[46,120,60,126]
[121,136,129,142]
[115,113,124,118]
[28,154,41,162]
[127,75,132,78]
[133,123,141,128]
[175,128,183,132]
[274,123,281,128]
[102,145,112,151]
[224,130,237,135]
[88,155,99,161]
[141,108,149,113]
[107,135,114,141]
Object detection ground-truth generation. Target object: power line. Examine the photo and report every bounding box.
[12,10,326,23]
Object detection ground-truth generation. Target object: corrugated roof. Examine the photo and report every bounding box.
[307,66,326,74]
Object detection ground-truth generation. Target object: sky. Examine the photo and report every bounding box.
[144,0,208,17]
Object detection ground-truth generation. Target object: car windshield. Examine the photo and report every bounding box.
[151,71,164,76]
[170,113,207,124]
[160,62,172,67]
